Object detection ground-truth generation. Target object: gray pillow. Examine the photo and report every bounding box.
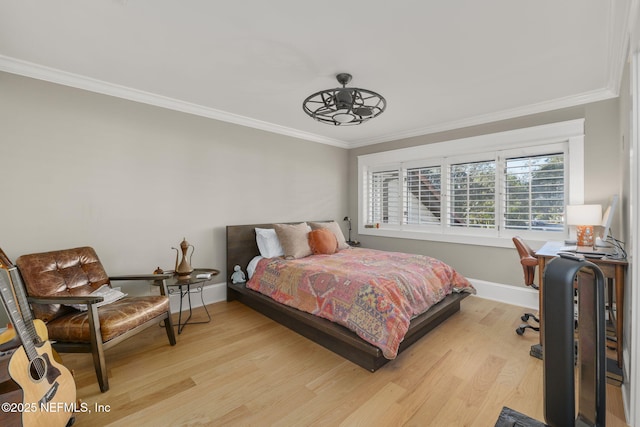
[308,221,349,250]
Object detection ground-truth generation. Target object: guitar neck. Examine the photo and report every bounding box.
[0,250,41,345]
[8,267,40,343]
[0,269,39,362]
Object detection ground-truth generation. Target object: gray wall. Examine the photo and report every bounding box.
[0,72,348,324]
[0,69,624,324]
[348,99,622,286]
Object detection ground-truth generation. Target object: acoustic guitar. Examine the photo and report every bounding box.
[0,249,61,363]
[0,258,76,427]
[0,315,49,351]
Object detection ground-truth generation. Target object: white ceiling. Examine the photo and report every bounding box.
[0,1,633,148]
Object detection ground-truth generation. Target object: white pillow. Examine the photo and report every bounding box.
[247,255,263,279]
[255,228,284,258]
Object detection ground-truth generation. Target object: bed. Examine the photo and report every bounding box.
[226,221,474,372]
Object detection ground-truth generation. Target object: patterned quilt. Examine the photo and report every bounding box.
[246,248,475,359]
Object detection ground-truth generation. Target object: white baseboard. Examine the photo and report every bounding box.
[170,279,538,313]
[468,278,539,310]
[168,281,227,313]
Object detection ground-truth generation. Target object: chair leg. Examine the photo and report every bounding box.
[87,304,109,392]
[91,341,108,392]
[164,312,176,346]
[158,279,177,346]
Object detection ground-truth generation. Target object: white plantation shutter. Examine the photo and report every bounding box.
[367,169,401,224]
[448,160,496,229]
[405,166,441,225]
[504,153,565,231]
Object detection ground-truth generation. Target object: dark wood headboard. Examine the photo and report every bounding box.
[226,223,272,283]
[225,221,331,284]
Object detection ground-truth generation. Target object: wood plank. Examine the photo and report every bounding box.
[58,297,628,426]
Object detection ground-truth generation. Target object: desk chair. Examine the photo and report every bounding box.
[512,236,540,335]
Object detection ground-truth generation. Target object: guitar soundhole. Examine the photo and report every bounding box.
[29,356,47,382]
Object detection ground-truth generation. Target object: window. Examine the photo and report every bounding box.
[358,119,585,247]
[368,169,400,224]
[448,160,496,229]
[504,153,565,232]
[405,165,441,226]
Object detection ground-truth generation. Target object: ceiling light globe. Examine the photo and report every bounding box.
[333,113,355,124]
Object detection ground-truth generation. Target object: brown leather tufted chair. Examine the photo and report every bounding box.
[512,237,540,335]
[16,246,176,392]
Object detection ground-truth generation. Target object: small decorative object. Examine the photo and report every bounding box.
[303,73,386,126]
[173,238,194,280]
[230,265,246,284]
[153,266,164,274]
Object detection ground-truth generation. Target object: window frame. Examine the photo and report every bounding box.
[357,119,586,248]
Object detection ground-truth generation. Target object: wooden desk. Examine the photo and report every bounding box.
[535,241,628,368]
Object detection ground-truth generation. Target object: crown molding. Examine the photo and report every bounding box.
[346,87,618,148]
[605,0,634,96]
[0,51,623,151]
[0,55,349,149]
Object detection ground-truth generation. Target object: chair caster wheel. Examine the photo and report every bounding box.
[521,313,539,323]
[516,326,525,335]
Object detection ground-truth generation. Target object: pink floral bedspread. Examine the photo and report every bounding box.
[246,248,475,359]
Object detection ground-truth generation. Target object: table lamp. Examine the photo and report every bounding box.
[343,216,352,242]
[566,204,602,247]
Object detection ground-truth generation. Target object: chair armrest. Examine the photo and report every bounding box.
[109,273,172,282]
[27,295,104,305]
[0,337,21,352]
[109,273,172,297]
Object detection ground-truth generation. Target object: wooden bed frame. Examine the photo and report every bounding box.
[226,222,470,372]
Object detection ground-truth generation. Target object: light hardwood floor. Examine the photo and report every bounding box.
[62,296,628,426]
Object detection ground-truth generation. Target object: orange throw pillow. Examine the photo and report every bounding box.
[308,228,338,255]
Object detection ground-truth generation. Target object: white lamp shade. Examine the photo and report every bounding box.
[566,204,602,225]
